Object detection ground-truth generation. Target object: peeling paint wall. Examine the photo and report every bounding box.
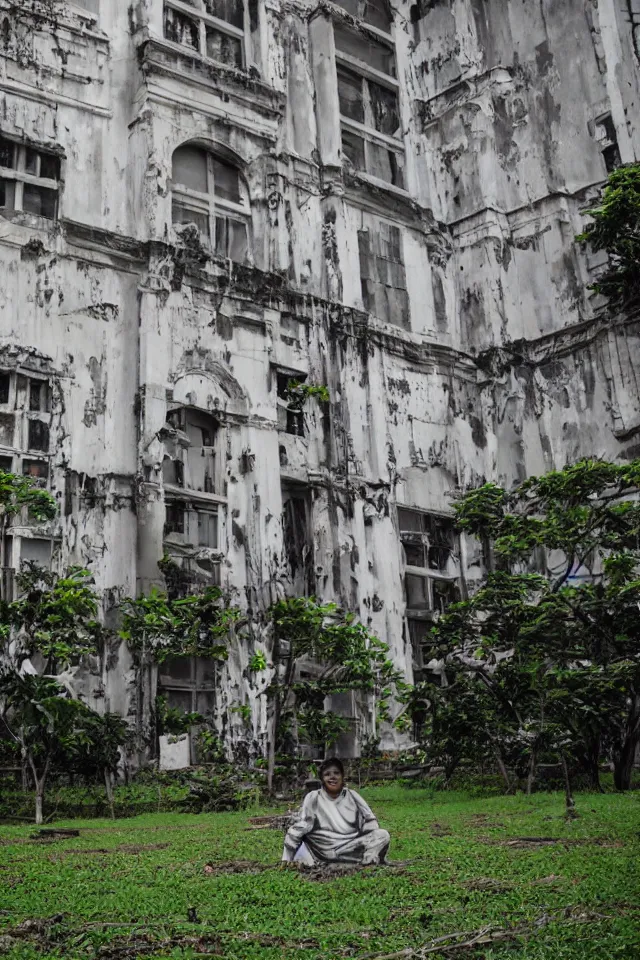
[1,0,639,761]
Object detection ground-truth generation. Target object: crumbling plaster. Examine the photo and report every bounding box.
[0,0,639,759]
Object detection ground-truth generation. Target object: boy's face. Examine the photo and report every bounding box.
[321,764,344,797]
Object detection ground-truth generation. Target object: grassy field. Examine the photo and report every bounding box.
[1,785,639,959]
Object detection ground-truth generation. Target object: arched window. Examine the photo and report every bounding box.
[171,143,250,262]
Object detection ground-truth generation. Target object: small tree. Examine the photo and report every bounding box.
[577,163,640,313]
[264,597,403,791]
[120,586,241,762]
[420,459,640,792]
[71,712,131,818]
[0,672,93,823]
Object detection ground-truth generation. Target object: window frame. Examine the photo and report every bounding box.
[163,0,247,71]
[172,146,250,262]
[0,138,60,221]
[332,13,406,190]
[398,506,462,616]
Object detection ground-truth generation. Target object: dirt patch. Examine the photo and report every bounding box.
[246,814,292,830]
[475,836,623,850]
[203,859,273,876]
[52,843,170,857]
[430,821,453,837]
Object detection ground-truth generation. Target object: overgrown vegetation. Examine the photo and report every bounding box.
[577,163,640,312]
[264,597,403,790]
[0,785,638,960]
[401,459,640,800]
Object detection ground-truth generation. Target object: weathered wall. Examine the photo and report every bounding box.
[1,0,639,760]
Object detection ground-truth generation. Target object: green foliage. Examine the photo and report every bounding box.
[413,458,640,792]
[576,163,640,311]
[195,728,227,764]
[267,596,403,754]
[284,380,330,410]
[155,696,204,736]
[120,586,240,664]
[8,564,102,667]
[0,469,56,524]
[248,650,268,672]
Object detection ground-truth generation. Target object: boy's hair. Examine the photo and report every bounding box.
[319,757,345,779]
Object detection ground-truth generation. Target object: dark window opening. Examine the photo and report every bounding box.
[0,372,9,405]
[29,380,49,412]
[0,455,12,472]
[334,22,395,76]
[0,413,14,446]
[22,460,49,485]
[277,373,305,437]
[594,114,621,174]
[165,502,186,538]
[27,420,49,452]
[164,0,245,68]
[282,486,313,595]
[332,0,392,31]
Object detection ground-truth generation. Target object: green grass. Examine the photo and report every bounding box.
[1,785,639,959]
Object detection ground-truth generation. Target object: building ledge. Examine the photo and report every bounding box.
[139,37,286,125]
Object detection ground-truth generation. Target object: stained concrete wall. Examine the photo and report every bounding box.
[0,0,639,759]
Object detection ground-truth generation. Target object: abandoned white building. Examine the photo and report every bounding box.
[1,0,640,762]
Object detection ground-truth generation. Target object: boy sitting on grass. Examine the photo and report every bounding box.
[282,758,390,866]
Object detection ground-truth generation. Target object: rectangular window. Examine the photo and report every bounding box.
[358,223,409,328]
[0,413,14,447]
[0,136,60,221]
[277,373,305,437]
[165,502,186,538]
[197,509,218,548]
[594,114,621,174]
[0,373,9,405]
[164,0,245,69]
[282,485,313,595]
[0,455,12,472]
[27,420,49,453]
[400,507,461,616]
[407,617,430,670]
[22,459,49,486]
[334,18,404,188]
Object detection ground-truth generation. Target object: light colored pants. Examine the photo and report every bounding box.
[287,828,391,866]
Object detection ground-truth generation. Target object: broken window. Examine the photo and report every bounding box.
[20,537,51,568]
[0,413,15,447]
[333,16,404,188]
[282,485,313,595]
[164,0,245,69]
[172,143,250,262]
[407,617,430,671]
[594,114,621,174]
[332,0,392,31]
[276,372,305,437]
[158,655,218,759]
[165,502,187,538]
[164,407,219,494]
[28,379,50,413]
[358,222,409,328]
[0,136,60,221]
[399,507,462,620]
[22,459,49,487]
[27,420,49,453]
[0,372,9,405]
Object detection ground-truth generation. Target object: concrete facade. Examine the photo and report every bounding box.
[1,0,639,761]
